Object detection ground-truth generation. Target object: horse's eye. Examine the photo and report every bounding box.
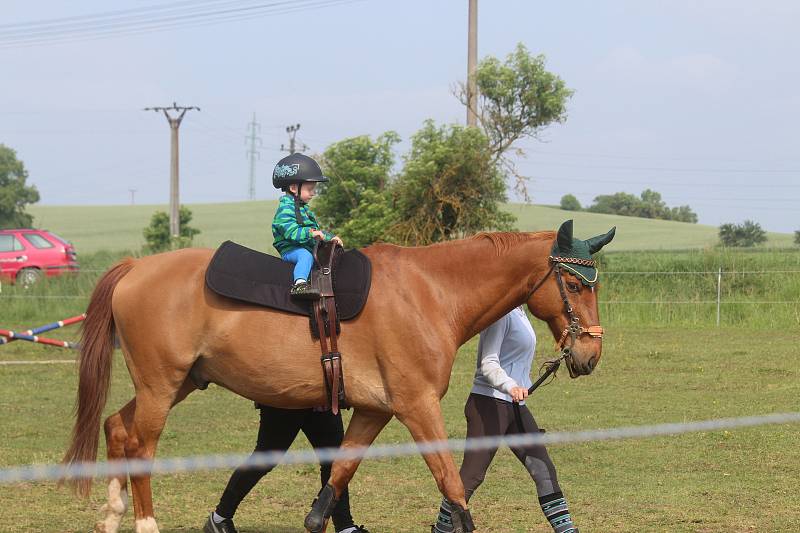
[567,282,580,293]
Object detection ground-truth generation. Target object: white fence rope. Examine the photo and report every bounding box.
[1,411,798,485]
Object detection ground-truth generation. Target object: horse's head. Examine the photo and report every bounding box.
[526,220,615,378]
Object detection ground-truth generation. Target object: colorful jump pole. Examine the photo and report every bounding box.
[0,313,85,349]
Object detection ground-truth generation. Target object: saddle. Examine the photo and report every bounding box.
[205,240,372,413]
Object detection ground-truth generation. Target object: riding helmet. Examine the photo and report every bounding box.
[272,153,329,189]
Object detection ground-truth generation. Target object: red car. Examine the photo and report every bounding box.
[0,229,79,287]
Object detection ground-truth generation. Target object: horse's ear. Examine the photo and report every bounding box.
[556,220,573,252]
[585,227,616,254]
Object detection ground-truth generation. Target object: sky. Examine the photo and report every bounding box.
[2,0,798,231]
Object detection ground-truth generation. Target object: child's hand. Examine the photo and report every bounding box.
[310,229,325,240]
[509,386,529,403]
[332,236,344,247]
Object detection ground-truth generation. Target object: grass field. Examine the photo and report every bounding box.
[1,324,799,532]
[27,201,795,254]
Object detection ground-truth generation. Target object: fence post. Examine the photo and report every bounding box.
[716,267,722,327]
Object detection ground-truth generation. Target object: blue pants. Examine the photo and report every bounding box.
[282,247,314,282]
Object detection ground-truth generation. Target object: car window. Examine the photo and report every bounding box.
[47,232,70,245]
[0,235,24,252]
[23,233,55,249]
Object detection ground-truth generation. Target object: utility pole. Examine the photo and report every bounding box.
[245,112,262,200]
[281,123,308,154]
[466,0,478,126]
[128,188,137,205]
[144,101,200,237]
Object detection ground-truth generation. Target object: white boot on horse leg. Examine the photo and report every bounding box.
[134,517,160,533]
[95,478,128,533]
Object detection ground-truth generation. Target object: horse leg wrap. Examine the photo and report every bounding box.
[304,484,338,533]
[449,503,475,533]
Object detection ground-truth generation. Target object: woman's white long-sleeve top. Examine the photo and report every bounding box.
[471,307,536,404]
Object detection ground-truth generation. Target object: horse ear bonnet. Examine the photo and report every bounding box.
[551,220,616,286]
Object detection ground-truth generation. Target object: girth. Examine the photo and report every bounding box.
[311,241,347,414]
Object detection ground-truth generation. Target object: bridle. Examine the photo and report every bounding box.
[512,254,606,432]
[527,255,605,373]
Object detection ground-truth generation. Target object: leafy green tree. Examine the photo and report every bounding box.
[387,120,515,246]
[0,144,40,228]
[795,230,800,246]
[313,133,400,247]
[588,192,641,217]
[142,205,201,253]
[560,194,582,211]
[456,43,573,199]
[718,220,767,247]
[669,205,699,224]
[315,133,400,228]
[587,189,698,223]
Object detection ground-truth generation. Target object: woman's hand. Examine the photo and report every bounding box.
[310,229,325,240]
[510,386,529,403]
[332,235,344,247]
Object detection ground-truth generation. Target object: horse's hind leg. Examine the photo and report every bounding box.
[96,399,136,533]
[396,398,474,532]
[304,408,391,533]
[126,379,196,533]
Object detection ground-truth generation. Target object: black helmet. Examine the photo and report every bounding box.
[272,153,329,189]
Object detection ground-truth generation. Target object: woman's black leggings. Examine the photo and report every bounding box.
[215,405,354,531]
[460,393,561,500]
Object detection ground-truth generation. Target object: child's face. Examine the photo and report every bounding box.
[290,182,317,203]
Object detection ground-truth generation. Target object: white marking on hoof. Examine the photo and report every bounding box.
[95,479,127,533]
[135,517,160,533]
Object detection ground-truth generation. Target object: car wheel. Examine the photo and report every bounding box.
[17,268,42,289]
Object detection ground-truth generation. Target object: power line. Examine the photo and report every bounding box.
[0,0,362,49]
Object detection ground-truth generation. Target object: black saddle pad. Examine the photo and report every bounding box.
[205,241,371,320]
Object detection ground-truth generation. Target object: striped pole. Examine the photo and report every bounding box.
[0,313,85,349]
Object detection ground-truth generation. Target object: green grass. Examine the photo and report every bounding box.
[27,201,795,254]
[1,326,799,532]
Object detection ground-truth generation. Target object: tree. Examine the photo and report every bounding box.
[313,133,400,247]
[142,205,201,253]
[669,205,699,224]
[560,194,582,211]
[588,192,641,217]
[0,144,40,228]
[718,220,767,247]
[456,43,573,199]
[387,121,515,246]
[587,189,698,223]
[795,230,800,246]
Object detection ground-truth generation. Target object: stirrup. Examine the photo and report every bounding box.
[291,281,321,300]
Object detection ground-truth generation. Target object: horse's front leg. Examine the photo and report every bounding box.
[395,396,475,533]
[304,408,392,533]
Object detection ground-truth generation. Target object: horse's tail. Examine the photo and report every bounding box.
[62,258,135,497]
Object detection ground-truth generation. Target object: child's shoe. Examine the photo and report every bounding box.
[290,280,321,300]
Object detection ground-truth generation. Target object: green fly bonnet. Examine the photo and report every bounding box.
[550,220,616,286]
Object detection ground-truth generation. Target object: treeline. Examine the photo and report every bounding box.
[560,190,698,223]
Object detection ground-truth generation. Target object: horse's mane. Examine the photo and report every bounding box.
[471,231,554,255]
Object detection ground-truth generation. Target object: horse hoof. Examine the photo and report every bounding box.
[304,517,328,533]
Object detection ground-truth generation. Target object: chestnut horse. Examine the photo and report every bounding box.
[63,220,614,533]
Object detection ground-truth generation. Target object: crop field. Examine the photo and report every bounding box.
[26,201,795,254]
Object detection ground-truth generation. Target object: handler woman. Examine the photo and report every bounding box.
[433,307,579,533]
[204,405,369,533]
